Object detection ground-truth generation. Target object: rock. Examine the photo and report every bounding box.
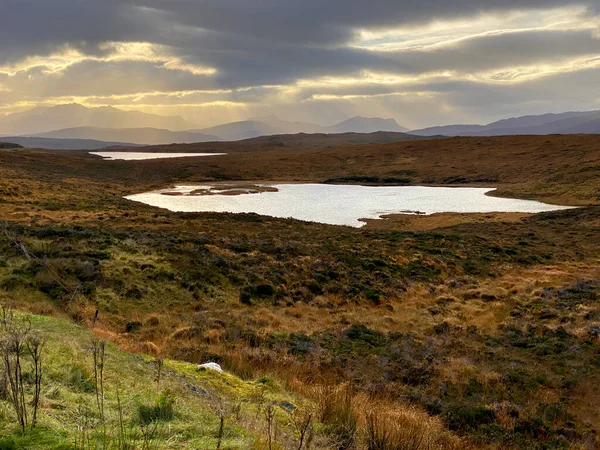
[278,401,297,411]
[198,362,223,373]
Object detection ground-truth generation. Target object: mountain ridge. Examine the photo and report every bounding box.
[411,110,600,136]
[0,103,195,135]
[33,126,221,145]
[2,104,410,143]
[191,115,408,140]
[0,136,143,150]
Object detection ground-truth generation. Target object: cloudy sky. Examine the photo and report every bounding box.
[2,1,599,128]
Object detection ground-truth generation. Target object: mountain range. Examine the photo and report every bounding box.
[411,110,600,136]
[0,104,195,135]
[2,103,600,150]
[0,136,142,150]
[32,127,220,145]
[183,115,407,140]
[1,104,409,145]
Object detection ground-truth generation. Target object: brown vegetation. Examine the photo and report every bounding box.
[0,134,599,448]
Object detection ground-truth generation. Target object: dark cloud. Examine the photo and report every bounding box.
[1,0,599,125]
[3,1,598,60]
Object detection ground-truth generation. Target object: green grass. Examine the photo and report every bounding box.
[0,312,307,449]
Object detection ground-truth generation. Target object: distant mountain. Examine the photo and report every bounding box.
[243,131,440,147]
[2,104,410,141]
[250,115,324,134]
[1,136,143,150]
[192,115,408,140]
[34,127,220,145]
[325,116,408,134]
[0,104,195,135]
[190,120,284,141]
[411,110,600,136]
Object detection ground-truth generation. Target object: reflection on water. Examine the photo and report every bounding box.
[90,152,226,161]
[126,184,574,228]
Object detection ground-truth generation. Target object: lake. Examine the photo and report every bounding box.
[90,152,226,161]
[125,184,573,227]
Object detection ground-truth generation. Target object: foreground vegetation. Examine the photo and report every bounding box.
[0,308,342,449]
[0,135,599,448]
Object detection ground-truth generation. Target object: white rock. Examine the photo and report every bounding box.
[198,362,223,373]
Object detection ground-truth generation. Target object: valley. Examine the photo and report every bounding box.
[0,134,599,448]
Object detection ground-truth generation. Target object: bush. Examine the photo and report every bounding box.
[444,403,496,432]
[138,389,176,424]
[67,364,95,393]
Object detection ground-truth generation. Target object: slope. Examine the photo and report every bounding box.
[243,130,440,146]
[0,310,321,449]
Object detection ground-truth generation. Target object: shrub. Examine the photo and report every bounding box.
[138,389,176,424]
[444,402,496,432]
[67,364,95,393]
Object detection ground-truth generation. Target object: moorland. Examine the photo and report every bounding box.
[0,134,599,449]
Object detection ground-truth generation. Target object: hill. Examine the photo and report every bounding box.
[243,130,440,146]
[0,141,24,149]
[0,104,195,135]
[411,110,600,136]
[118,130,441,154]
[325,116,407,133]
[0,311,342,448]
[0,136,142,150]
[192,116,409,140]
[33,126,221,145]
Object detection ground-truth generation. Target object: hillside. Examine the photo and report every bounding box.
[34,126,221,145]
[0,311,342,448]
[1,135,600,449]
[242,131,440,146]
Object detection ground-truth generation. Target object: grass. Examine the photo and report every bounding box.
[1,310,475,449]
[0,311,339,449]
[0,207,599,448]
[0,313,245,448]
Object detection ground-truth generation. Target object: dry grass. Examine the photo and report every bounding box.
[1,135,600,448]
[290,383,472,450]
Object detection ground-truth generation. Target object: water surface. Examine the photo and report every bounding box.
[126,184,573,227]
[90,152,226,161]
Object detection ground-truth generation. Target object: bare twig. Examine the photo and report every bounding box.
[91,338,106,420]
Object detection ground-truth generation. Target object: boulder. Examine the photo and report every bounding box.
[198,362,223,373]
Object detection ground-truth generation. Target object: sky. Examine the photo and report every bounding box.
[1,1,599,129]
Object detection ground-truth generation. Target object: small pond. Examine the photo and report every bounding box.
[90,152,226,161]
[125,184,573,227]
